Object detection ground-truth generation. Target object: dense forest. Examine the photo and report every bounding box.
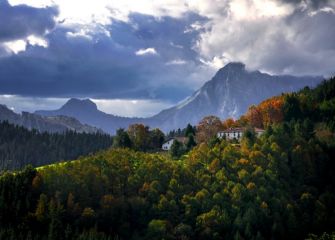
[0,77,334,239]
[112,125,165,152]
[0,121,113,171]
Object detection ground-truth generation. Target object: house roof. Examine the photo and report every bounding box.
[220,127,246,133]
[163,138,174,144]
[174,137,188,144]
[163,137,188,145]
[218,127,265,133]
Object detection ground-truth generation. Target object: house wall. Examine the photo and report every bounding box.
[218,129,265,141]
[217,131,243,140]
[256,131,264,137]
[162,139,175,151]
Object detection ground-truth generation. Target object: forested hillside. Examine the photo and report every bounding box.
[0,78,334,239]
[244,77,335,130]
[0,121,113,170]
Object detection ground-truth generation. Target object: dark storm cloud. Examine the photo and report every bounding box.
[276,0,333,9]
[110,13,206,63]
[3,0,333,105]
[257,7,335,76]
[196,0,335,77]
[0,13,207,101]
[0,0,58,42]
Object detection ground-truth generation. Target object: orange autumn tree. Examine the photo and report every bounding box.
[196,115,223,143]
[246,96,284,128]
[260,96,284,126]
[236,115,249,127]
[246,105,263,128]
[222,118,237,129]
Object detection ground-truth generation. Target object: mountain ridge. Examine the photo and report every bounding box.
[148,62,322,130]
[36,98,145,133]
[0,104,102,133]
[35,62,323,133]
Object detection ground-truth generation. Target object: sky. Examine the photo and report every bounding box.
[0,0,334,117]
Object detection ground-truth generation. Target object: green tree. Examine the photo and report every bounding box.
[283,94,302,121]
[170,140,186,159]
[149,128,165,150]
[127,124,150,151]
[185,123,196,137]
[147,219,171,240]
[186,134,197,150]
[113,128,132,148]
[35,193,48,222]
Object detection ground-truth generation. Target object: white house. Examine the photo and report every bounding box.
[162,139,175,150]
[217,127,265,141]
[255,128,265,137]
[162,137,188,151]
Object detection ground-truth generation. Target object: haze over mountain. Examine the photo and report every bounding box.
[36,62,322,133]
[36,98,145,133]
[0,104,101,133]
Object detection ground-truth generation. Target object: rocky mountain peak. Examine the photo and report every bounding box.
[0,104,10,111]
[0,104,100,133]
[218,62,246,74]
[61,98,98,112]
[211,62,247,83]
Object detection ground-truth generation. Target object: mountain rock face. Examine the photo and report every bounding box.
[35,62,323,133]
[150,62,322,131]
[0,104,101,133]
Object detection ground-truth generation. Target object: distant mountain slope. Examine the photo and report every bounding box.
[0,104,101,133]
[36,98,144,134]
[35,62,323,133]
[150,62,322,131]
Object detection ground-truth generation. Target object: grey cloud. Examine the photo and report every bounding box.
[276,0,334,9]
[0,0,58,42]
[0,95,67,113]
[258,9,335,76]
[195,0,335,77]
[1,0,332,106]
[0,13,208,102]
